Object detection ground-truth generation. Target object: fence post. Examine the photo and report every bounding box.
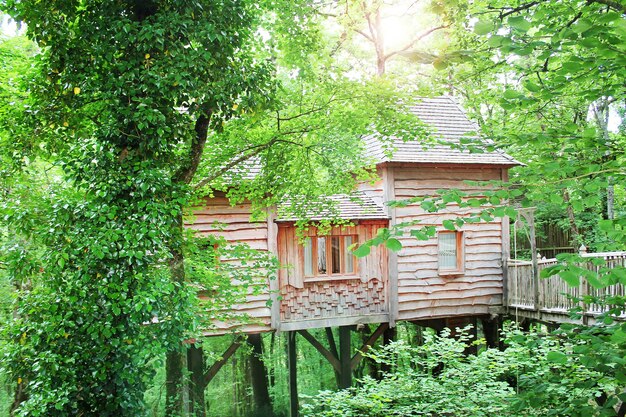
[530,224,539,311]
[578,245,588,324]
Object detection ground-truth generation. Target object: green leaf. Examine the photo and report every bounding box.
[523,80,541,92]
[508,16,532,32]
[353,244,371,257]
[474,20,495,35]
[432,58,448,70]
[560,270,580,287]
[546,351,568,364]
[572,19,592,34]
[585,274,604,290]
[503,89,521,100]
[582,127,596,138]
[611,329,626,344]
[442,220,456,230]
[385,238,402,252]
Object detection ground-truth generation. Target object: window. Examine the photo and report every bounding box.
[438,231,464,274]
[303,234,357,279]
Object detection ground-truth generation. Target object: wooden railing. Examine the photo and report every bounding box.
[506,252,626,316]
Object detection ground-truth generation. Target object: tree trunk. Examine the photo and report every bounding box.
[593,99,614,220]
[166,349,186,417]
[9,381,28,417]
[166,234,187,417]
[165,111,211,416]
[374,9,386,76]
[562,190,581,245]
[247,334,273,415]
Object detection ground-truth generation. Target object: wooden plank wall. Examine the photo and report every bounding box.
[392,166,505,320]
[185,195,272,335]
[357,166,386,210]
[278,223,389,327]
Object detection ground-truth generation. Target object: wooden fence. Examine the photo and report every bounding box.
[506,252,626,319]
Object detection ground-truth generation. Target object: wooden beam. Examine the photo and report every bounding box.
[267,207,281,331]
[350,323,389,371]
[501,168,510,308]
[325,327,339,360]
[298,329,341,373]
[384,166,398,326]
[203,337,243,387]
[287,331,299,417]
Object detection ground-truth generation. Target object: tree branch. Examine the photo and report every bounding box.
[193,140,274,191]
[192,126,326,191]
[355,28,374,43]
[173,112,211,184]
[487,1,543,18]
[589,0,626,12]
[384,24,449,60]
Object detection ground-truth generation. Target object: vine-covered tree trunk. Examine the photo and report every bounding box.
[166,229,188,417]
[166,349,186,417]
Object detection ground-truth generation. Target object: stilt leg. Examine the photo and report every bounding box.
[339,326,352,389]
[187,344,206,417]
[287,331,299,417]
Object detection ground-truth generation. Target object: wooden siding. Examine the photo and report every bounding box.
[186,194,272,335]
[277,222,389,329]
[357,166,386,211]
[391,166,505,321]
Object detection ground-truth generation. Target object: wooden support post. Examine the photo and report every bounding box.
[527,213,540,311]
[339,326,352,389]
[501,168,510,309]
[287,331,299,417]
[188,344,207,417]
[481,316,503,350]
[247,334,273,415]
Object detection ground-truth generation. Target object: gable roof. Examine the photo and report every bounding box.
[276,191,389,222]
[364,96,521,166]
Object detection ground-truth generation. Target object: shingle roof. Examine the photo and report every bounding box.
[365,96,521,166]
[276,191,389,222]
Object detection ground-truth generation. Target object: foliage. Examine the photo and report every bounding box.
[0,1,431,415]
[442,0,626,252]
[302,324,626,417]
[0,0,281,414]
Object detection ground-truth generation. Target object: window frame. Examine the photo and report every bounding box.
[302,233,359,282]
[438,230,465,275]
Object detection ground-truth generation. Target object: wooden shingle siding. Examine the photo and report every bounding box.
[186,194,273,335]
[277,222,389,330]
[391,166,504,320]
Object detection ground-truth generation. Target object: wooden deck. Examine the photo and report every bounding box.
[505,251,626,324]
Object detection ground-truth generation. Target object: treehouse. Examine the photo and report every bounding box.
[186,97,520,337]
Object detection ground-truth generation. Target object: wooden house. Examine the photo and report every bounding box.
[184,97,522,415]
[186,96,520,336]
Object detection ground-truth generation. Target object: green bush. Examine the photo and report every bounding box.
[302,325,619,417]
